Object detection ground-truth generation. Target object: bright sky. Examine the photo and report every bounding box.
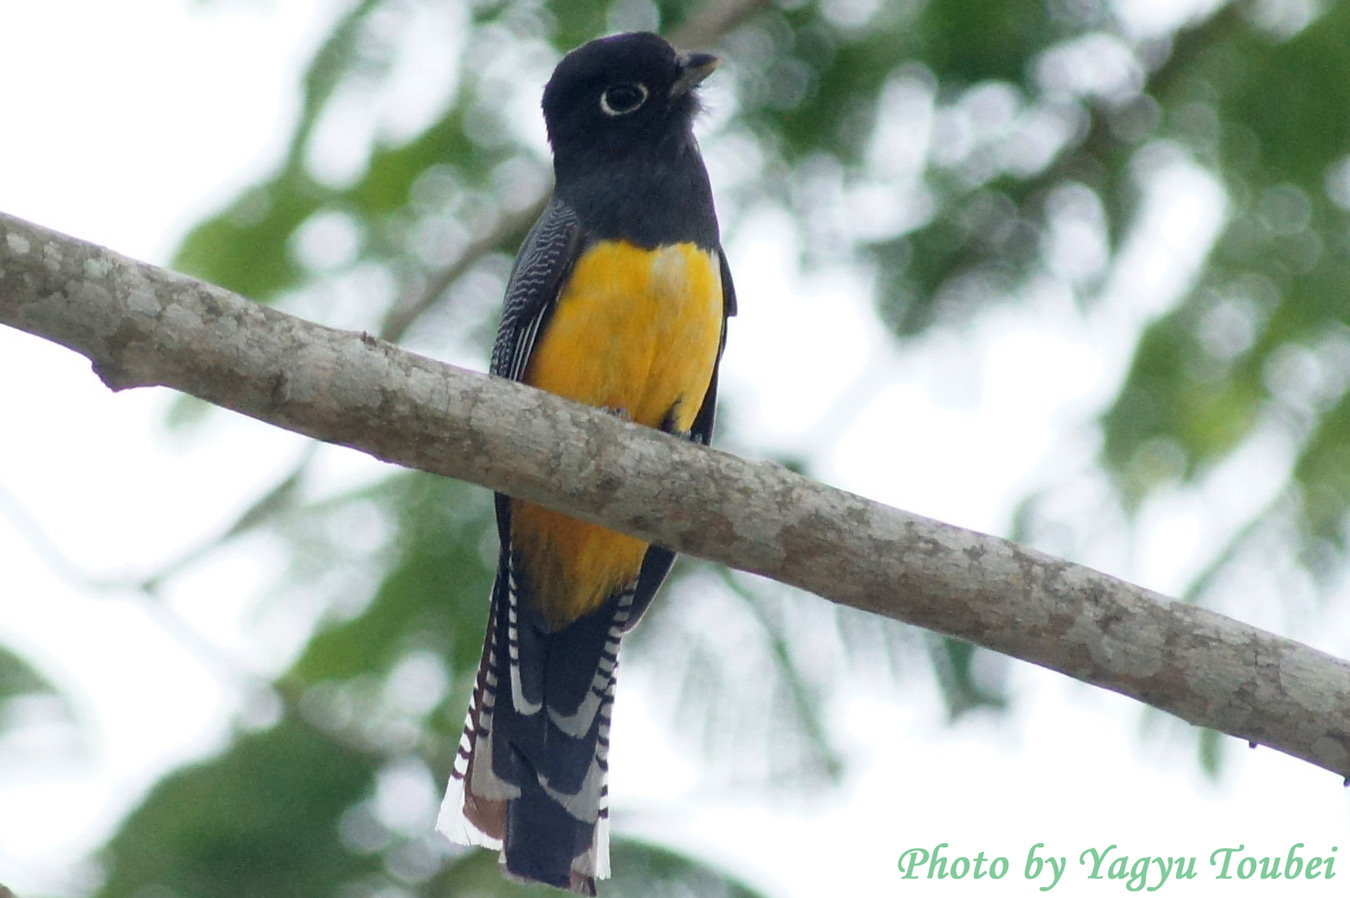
[2,2,1349,896]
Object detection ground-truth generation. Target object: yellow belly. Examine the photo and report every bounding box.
[513,240,724,629]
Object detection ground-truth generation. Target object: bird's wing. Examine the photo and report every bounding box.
[490,196,587,383]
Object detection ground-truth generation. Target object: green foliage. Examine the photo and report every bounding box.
[0,646,78,750]
[174,176,321,300]
[95,704,767,898]
[288,474,493,685]
[0,645,59,703]
[175,0,386,299]
[98,720,382,898]
[1097,4,1350,571]
[928,635,1008,720]
[916,0,1055,85]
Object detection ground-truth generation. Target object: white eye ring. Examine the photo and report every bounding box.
[600,82,649,116]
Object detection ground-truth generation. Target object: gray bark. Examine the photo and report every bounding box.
[3,210,1349,780]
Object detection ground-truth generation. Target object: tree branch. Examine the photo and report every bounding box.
[4,210,1349,780]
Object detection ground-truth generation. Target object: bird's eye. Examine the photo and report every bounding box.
[600,83,648,116]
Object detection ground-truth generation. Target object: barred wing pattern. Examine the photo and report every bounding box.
[489,197,584,383]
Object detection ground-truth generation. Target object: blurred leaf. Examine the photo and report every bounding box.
[173,175,322,300]
[1205,3,1350,187]
[545,0,609,52]
[1099,3,1350,573]
[927,636,1008,720]
[917,0,1055,85]
[94,689,770,898]
[0,646,81,763]
[97,719,381,898]
[1198,727,1224,781]
[0,645,59,702]
[604,839,772,898]
[1102,308,1263,506]
[289,473,494,686]
[1291,390,1350,562]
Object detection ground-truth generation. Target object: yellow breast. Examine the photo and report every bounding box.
[513,240,724,629]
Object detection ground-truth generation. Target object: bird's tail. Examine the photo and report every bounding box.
[437,566,631,894]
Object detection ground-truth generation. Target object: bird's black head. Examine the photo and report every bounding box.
[541,32,719,181]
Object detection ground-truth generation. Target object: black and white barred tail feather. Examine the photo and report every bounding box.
[437,547,635,894]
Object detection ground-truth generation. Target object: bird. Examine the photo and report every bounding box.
[435,31,734,895]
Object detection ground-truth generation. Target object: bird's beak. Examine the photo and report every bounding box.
[671,51,720,98]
